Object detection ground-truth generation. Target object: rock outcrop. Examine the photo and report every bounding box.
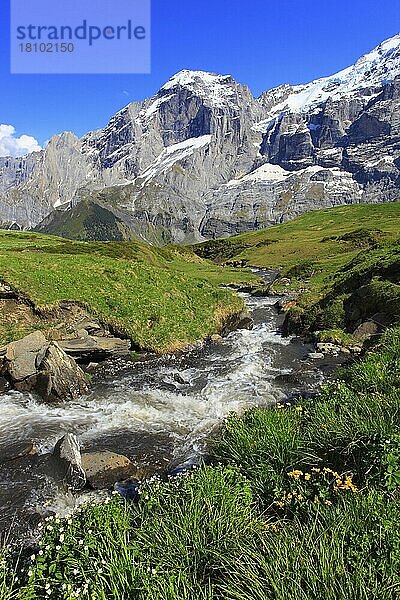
[0,35,400,242]
[0,332,90,401]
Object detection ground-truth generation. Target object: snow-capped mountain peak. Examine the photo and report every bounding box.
[161,69,233,90]
[256,33,400,131]
[160,69,250,109]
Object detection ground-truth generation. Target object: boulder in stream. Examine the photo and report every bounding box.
[81,451,135,489]
[0,332,90,402]
[36,342,90,402]
[51,434,87,491]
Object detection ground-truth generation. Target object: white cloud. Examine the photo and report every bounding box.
[0,124,42,158]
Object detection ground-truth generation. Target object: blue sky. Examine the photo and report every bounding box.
[0,0,399,150]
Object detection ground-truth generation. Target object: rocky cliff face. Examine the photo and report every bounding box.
[1,35,400,242]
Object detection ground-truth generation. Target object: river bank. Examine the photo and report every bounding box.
[0,276,346,541]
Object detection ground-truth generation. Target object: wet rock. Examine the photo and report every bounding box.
[173,373,189,385]
[4,442,39,461]
[0,376,10,393]
[349,346,362,354]
[340,347,351,355]
[210,334,223,342]
[220,312,254,337]
[81,451,134,489]
[35,342,90,402]
[308,352,325,359]
[58,336,131,361]
[0,332,90,402]
[51,434,86,491]
[251,287,271,297]
[168,456,204,477]
[316,342,340,355]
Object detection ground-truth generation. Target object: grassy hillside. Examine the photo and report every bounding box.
[2,326,399,599]
[194,203,400,339]
[0,231,257,352]
[33,199,136,242]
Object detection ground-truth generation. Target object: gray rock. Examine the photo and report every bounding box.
[352,321,381,340]
[58,335,131,360]
[1,331,47,383]
[0,36,399,242]
[52,434,86,491]
[316,343,341,355]
[308,352,325,359]
[220,312,254,337]
[36,342,90,402]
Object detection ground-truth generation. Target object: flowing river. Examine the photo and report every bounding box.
[0,275,343,540]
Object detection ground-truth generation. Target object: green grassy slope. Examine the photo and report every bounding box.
[0,231,257,352]
[194,203,400,271]
[194,203,400,338]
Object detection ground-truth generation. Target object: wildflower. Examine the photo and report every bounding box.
[325,500,332,506]
[28,570,33,577]
[30,554,35,562]
[311,467,320,473]
[295,406,303,412]
[297,494,303,500]
[59,534,65,543]
[38,550,44,556]
[287,470,303,479]
[56,545,61,550]
[305,473,311,481]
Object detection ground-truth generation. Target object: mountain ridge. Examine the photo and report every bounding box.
[1,33,400,243]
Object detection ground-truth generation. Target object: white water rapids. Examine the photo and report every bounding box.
[0,291,339,537]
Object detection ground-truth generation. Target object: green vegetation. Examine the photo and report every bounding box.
[194,204,400,271]
[193,203,400,339]
[2,326,400,599]
[0,231,257,352]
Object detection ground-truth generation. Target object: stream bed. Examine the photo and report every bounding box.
[0,280,345,540]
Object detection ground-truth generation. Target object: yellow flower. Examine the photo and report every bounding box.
[305,473,311,481]
[295,406,303,412]
[287,470,303,479]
